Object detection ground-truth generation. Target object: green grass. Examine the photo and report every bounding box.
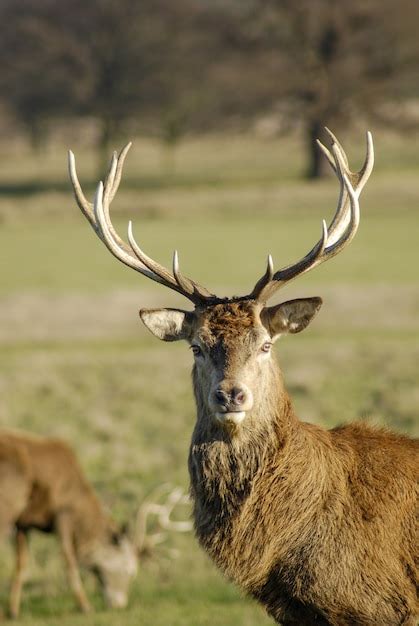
[0,131,417,625]
[1,211,418,295]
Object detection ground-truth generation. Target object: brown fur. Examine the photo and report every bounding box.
[199,301,257,343]
[0,430,137,617]
[148,299,419,626]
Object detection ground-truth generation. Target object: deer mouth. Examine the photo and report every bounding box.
[215,411,246,426]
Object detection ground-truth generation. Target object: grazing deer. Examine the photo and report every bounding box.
[69,130,418,626]
[0,430,191,618]
[0,429,138,617]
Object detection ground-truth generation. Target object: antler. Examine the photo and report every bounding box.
[69,131,374,307]
[135,485,192,555]
[249,129,374,303]
[68,144,214,305]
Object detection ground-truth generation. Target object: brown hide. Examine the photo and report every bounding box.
[186,301,418,626]
[0,430,137,616]
[0,430,107,546]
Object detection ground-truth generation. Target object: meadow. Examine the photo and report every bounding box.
[0,130,418,625]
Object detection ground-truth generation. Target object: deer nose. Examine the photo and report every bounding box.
[213,385,248,409]
[214,389,228,405]
[232,387,246,405]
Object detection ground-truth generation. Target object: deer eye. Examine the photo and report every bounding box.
[261,342,272,353]
[191,345,202,356]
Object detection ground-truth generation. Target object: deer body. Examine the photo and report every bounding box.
[0,430,137,618]
[187,303,418,626]
[69,131,418,624]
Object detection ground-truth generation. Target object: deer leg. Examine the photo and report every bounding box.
[56,513,92,613]
[9,529,28,619]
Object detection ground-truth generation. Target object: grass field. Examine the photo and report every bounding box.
[0,130,418,625]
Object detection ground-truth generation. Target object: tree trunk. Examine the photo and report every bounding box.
[305,120,330,179]
[97,117,116,177]
[26,117,48,154]
[160,111,185,179]
[161,141,177,179]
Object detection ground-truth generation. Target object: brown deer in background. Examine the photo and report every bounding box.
[0,429,138,617]
[0,430,191,619]
[69,130,418,626]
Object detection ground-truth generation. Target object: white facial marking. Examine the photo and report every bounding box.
[215,411,246,425]
[106,589,127,609]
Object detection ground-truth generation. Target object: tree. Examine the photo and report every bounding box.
[1,0,418,178]
[61,0,171,170]
[202,0,419,177]
[0,0,198,169]
[0,0,88,151]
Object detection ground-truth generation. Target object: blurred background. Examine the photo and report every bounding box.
[0,1,418,624]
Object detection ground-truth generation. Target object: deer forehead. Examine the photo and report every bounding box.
[193,301,268,348]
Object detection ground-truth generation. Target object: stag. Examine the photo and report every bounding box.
[0,429,190,618]
[69,130,418,626]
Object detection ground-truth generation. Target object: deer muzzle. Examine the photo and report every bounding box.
[210,382,253,425]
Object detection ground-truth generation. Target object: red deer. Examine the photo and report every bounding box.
[0,430,191,618]
[0,429,137,618]
[69,130,418,626]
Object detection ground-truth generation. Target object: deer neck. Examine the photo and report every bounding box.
[188,358,343,586]
[71,485,109,559]
[189,357,299,523]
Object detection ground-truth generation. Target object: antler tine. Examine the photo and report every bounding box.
[314,134,349,247]
[103,151,118,207]
[250,255,274,299]
[126,220,182,286]
[173,250,196,294]
[68,150,98,233]
[134,483,169,553]
[318,130,374,244]
[250,219,329,302]
[109,142,132,203]
[98,147,153,260]
[99,150,212,300]
[93,182,165,281]
[320,168,360,260]
[68,145,132,248]
[68,146,129,237]
[134,485,192,555]
[323,140,353,245]
[157,487,192,533]
[319,128,374,190]
[96,145,151,255]
[250,130,374,303]
[68,142,215,305]
[127,223,213,302]
[95,183,204,299]
[69,146,167,281]
[316,127,349,171]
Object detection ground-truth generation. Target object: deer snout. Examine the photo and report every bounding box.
[213,387,242,405]
[210,382,253,425]
[105,589,128,609]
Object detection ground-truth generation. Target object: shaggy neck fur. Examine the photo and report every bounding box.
[68,478,112,561]
[188,355,332,579]
[190,356,287,516]
[188,348,418,625]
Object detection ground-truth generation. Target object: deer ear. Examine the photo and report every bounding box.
[140,308,193,342]
[261,297,322,339]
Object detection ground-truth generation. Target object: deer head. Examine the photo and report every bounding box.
[87,522,137,609]
[69,130,374,432]
[86,485,191,608]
